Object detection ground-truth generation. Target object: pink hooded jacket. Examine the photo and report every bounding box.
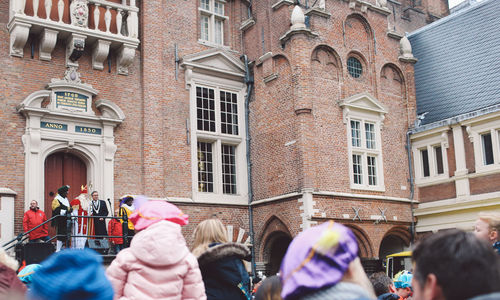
[106,220,206,300]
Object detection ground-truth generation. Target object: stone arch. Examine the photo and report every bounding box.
[311,45,342,81]
[345,224,375,258]
[344,14,374,54]
[379,226,411,259]
[380,63,406,98]
[258,215,292,274]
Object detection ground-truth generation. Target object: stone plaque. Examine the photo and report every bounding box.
[55,91,88,112]
[41,121,68,131]
[75,126,102,135]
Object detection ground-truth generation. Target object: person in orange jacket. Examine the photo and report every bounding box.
[23,200,49,242]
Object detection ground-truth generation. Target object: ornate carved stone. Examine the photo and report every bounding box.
[61,66,82,84]
[399,36,418,63]
[117,44,136,75]
[92,39,111,70]
[291,6,306,30]
[39,29,58,61]
[66,33,86,66]
[70,0,89,27]
[9,22,31,57]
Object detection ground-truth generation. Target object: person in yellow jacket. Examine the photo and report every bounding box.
[119,195,135,247]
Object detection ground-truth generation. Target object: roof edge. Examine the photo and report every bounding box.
[408,0,493,38]
[411,103,500,134]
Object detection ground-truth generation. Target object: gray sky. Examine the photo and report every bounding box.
[449,0,486,8]
[449,0,464,7]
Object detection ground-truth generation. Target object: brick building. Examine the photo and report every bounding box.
[408,0,500,235]
[1,0,447,274]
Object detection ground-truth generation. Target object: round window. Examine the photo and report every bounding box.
[347,57,363,78]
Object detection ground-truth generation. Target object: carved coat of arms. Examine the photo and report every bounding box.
[70,0,89,28]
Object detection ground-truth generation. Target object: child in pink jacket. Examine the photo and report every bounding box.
[106,200,206,300]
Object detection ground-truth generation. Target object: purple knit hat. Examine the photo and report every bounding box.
[280,221,359,300]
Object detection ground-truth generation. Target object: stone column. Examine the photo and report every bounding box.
[453,126,470,198]
[0,188,17,247]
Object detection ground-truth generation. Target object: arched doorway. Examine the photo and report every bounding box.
[266,234,292,275]
[379,235,408,258]
[379,234,411,275]
[44,152,87,236]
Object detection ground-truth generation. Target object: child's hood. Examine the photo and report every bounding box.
[130,220,189,267]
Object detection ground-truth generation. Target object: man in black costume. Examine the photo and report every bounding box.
[90,191,108,237]
[51,185,72,252]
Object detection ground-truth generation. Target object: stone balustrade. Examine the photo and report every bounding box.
[8,0,140,75]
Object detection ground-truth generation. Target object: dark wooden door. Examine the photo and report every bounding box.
[44,152,87,237]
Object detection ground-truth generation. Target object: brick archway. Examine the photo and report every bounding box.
[345,224,375,258]
[257,216,292,274]
[379,226,411,258]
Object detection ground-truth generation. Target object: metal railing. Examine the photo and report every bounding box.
[2,213,132,252]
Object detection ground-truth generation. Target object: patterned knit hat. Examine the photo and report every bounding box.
[280,221,359,300]
[28,249,113,300]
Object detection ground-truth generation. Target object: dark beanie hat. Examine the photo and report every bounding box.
[57,185,69,194]
[28,249,113,300]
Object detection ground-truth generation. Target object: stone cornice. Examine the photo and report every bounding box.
[279,28,319,46]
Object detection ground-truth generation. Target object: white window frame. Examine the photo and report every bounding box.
[185,71,248,205]
[340,93,387,192]
[346,113,385,191]
[465,119,500,174]
[412,132,450,185]
[199,0,228,46]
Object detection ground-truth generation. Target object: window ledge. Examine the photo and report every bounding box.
[194,192,249,205]
[470,165,500,178]
[198,39,230,50]
[350,184,386,192]
[415,176,453,187]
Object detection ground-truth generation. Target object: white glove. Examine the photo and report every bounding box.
[60,209,66,215]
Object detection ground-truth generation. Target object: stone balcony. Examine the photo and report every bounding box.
[8,0,140,75]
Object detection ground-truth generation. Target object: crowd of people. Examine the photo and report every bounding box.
[3,196,500,300]
[22,185,136,254]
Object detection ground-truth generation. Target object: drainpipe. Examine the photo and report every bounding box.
[241,54,256,278]
[406,130,415,246]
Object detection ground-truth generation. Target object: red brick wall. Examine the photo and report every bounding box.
[246,2,416,199]
[470,173,500,195]
[2,0,438,264]
[418,182,456,202]
[175,203,250,249]
[447,130,456,177]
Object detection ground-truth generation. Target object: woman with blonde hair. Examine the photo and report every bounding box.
[193,218,251,300]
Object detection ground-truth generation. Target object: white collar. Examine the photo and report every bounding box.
[56,194,70,207]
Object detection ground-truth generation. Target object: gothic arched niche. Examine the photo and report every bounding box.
[311,45,341,81]
[274,54,291,79]
[381,64,405,97]
[344,14,373,54]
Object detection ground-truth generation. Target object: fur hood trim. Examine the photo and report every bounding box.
[197,242,250,267]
